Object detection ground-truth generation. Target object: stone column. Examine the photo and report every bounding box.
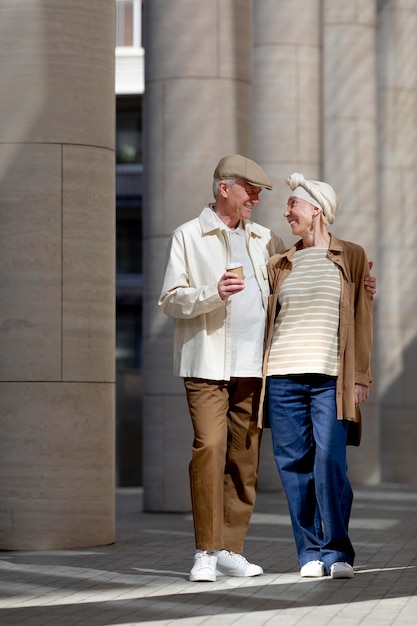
[253,0,322,233]
[0,1,116,549]
[322,0,380,483]
[253,0,322,490]
[377,0,417,481]
[142,0,253,511]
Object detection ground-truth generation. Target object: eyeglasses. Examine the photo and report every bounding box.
[234,179,262,196]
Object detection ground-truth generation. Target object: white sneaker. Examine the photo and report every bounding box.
[330,562,354,579]
[216,550,263,577]
[189,550,217,582]
[300,560,325,578]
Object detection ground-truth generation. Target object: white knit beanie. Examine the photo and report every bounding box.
[286,172,340,225]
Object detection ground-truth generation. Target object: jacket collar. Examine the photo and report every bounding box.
[199,205,262,238]
[276,232,343,262]
[328,232,344,254]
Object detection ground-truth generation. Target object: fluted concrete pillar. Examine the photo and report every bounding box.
[377,0,417,481]
[142,0,253,511]
[253,0,322,490]
[323,0,380,483]
[323,1,378,255]
[253,0,322,232]
[0,1,116,548]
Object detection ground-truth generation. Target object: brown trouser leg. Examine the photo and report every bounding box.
[184,377,262,553]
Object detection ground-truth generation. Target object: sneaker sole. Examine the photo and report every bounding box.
[330,567,354,579]
[215,569,263,577]
[189,573,216,582]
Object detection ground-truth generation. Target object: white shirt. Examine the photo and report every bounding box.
[227,224,265,377]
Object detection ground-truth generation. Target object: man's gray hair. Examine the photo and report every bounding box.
[212,177,237,199]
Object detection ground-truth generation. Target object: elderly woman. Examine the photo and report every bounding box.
[263,173,373,580]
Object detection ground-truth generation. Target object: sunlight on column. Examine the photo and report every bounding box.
[0,2,46,180]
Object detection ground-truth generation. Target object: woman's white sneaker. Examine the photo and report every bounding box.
[300,560,325,577]
[330,562,354,579]
[216,550,263,577]
[189,550,217,582]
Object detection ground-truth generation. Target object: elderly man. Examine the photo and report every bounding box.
[159,155,285,581]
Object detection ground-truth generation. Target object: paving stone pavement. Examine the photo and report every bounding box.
[0,483,416,625]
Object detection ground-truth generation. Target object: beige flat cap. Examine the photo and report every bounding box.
[214,154,273,190]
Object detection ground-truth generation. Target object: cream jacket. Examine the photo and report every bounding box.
[159,206,285,380]
[259,233,373,427]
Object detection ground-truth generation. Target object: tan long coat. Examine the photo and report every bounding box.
[258,233,373,428]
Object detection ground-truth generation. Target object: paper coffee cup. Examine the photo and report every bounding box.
[226,262,244,280]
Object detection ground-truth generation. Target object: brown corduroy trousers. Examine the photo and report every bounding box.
[183,377,262,554]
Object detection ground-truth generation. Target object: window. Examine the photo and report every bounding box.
[116,0,142,49]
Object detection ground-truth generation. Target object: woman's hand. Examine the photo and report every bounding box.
[365,261,376,300]
[355,383,369,405]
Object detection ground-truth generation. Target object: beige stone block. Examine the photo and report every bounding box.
[254,46,299,161]
[324,25,376,118]
[218,0,252,80]
[143,234,180,395]
[324,117,377,254]
[296,46,321,164]
[142,392,191,512]
[324,0,376,24]
[143,235,172,302]
[0,5,45,145]
[379,90,417,169]
[0,144,62,381]
[378,170,403,246]
[144,237,173,327]
[359,0,377,24]
[380,168,417,235]
[144,79,251,237]
[0,382,115,549]
[0,0,115,148]
[254,43,320,163]
[62,146,115,383]
[145,1,216,79]
[378,6,417,89]
[143,313,179,396]
[145,0,251,81]
[161,79,250,215]
[254,0,320,46]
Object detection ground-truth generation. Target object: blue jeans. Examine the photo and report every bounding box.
[267,374,354,572]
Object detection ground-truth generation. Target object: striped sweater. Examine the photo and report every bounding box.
[267,246,341,376]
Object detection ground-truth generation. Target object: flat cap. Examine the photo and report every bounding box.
[213,154,273,190]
